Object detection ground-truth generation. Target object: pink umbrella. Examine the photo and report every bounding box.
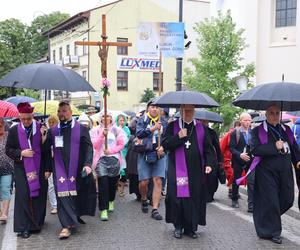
[0,100,19,117]
[282,113,297,120]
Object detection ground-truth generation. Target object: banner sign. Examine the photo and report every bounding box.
[117,56,160,72]
[137,22,184,58]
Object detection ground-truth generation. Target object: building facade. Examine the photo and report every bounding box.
[211,0,299,84]
[45,0,210,110]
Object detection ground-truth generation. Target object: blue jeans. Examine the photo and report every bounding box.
[0,175,12,201]
[138,154,167,181]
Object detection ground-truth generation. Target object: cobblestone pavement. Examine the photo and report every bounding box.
[1,184,300,250]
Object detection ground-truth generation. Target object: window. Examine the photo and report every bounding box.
[74,44,78,56]
[117,38,128,55]
[66,45,70,56]
[83,38,88,55]
[153,72,163,92]
[52,50,56,62]
[59,47,62,60]
[276,0,297,27]
[82,70,87,80]
[117,71,128,91]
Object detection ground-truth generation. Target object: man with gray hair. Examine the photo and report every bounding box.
[251,105,300,244]
[229,112,254,211]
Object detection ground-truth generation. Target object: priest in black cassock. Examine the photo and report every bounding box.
[200,119,224,202]
[43,101,96,239]
[250,105,300,244]
[162,104,215,239]
[5,102,50,238]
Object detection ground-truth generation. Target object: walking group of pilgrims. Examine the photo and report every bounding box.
[0,99,300,245]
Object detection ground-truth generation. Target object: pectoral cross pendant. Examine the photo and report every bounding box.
[185,140,191,149]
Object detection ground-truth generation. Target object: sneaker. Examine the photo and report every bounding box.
[141,200,148,213]
[100,210,108,221]
[151,209,163,220]
[232,200,239,208]
[50,208,58,214]
[108,201,114,212]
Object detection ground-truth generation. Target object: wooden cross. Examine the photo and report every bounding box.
[75,14,132,149]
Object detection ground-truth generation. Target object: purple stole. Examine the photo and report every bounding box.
[51,121,80,197]
[236,122,295,185]
[17,122,41,198]
[174,119,204,198]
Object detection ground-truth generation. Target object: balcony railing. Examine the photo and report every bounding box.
[63,55,80,67]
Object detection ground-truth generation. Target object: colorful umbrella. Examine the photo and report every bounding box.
[31,100,80,116]
[0,100,19,117]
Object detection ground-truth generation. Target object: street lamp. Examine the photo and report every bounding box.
[235,75,249,93]
[34,10,51,113]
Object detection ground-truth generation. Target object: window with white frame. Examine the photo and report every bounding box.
[276,0,297,27]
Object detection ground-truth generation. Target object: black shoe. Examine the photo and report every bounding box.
[232,200,239,208]
[173,227,182,239]
[22,231,30,239]
[184,230,198,239]
[141,200,148,213]
[271,236,282,244]
[151,209,163,220]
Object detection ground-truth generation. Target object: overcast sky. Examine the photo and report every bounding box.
[0,0,115,24]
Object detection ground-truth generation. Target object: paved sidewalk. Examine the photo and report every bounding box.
[1,184,300,250]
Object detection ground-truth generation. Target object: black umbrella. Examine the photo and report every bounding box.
[0,63,95,92]
[175,109,223,123]
[153,91,219,108]
[0,63,96,115]
[232,82,300,111]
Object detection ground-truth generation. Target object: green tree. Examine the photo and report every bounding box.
[0,19,32,98]
[184,11,255,133]
[0,12,69,99]
[140,88,156,103]
[29,12,70,61]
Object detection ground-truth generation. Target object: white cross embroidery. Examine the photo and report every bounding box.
[70,176,75,182]
[185,140,191,149]
[59,177,66,183]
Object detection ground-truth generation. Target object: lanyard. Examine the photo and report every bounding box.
[268,125,283,140]
[59,122,71,136]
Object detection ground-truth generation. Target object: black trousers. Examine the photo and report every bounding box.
[232,164,254,206]
[98,176,119,211]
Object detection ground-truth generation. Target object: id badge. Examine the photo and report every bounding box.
[283,141,290,154]
[55,136,64,148]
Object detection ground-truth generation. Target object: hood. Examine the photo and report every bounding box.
[115,114,128,128]
[99,111,114,127]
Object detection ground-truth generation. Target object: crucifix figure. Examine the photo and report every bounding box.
[75,14,132,149]
[185,140,191,149]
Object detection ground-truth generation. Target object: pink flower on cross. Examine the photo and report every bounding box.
[102,78,111,88]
